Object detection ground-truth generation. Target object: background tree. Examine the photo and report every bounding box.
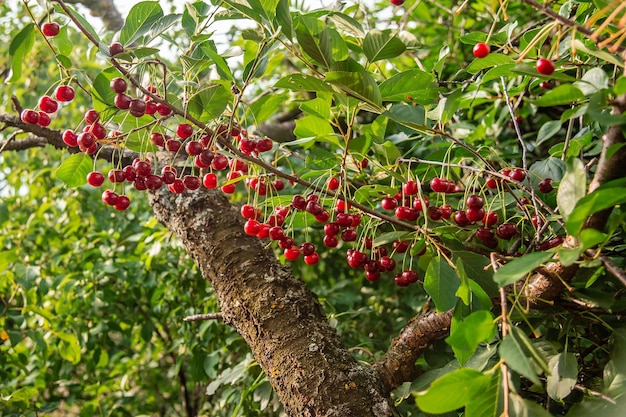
[1,0,626,416]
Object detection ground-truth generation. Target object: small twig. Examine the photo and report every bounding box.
[586,249,626,289]
[183,313,223,322]
[573,384,617,404]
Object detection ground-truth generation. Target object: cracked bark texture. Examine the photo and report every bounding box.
[148,187,399,417]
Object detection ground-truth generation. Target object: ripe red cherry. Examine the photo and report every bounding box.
[38,95,58,113]
[60,130,77,147]
[161,171,175,185]
[87,171,105,187]
[482,211,498,227]
[244,219,261,236]
[109,42,124,56]
[177,123,194,139]
[203,173,218,189]
[466,207,485,223]
[42,22,60,37]
[539,81,552,89]
[183,175,201,190]
[114,195,131,211]
[211,154,229,170]
[379,256,396,272]
[466,194,484,209]
[392,240,409,253]
[341,228,358,242]
[300,242,316,256]
[538,178,553,193]
[336,213,353,228]
[304,252,320,265]
[327,176,340,191]
[84,109,99,124]
[20,109,39,124]
[38,111,52,127]
[110,77,127,93]
[77,132,96,149]
[54,85,75,102]
[402,270,419,284]
[440,204,453,219]
[536,58,555,75]
[453,210,470,227]
[284,247,300,261]
[476,227,495,242]
[390,0,405,5]
[509,168,526,182]
[114,93,131,109]
[108,169,125,183]
[365,271,381,282]
[472,43,490,58]
[403,180,418,195]
[394,274,410,287]
[256,138,273,153]
[485,177,498,189]
[323,235,338,248]
[381,197,397,211]
[169,179,185,194]
[146,174,163,190]
[129,99,147,117]
[185,141,203,156]
[496,222,517,240]
[101,190,119,206]
[151,132,166,148]
[324,222,340,236]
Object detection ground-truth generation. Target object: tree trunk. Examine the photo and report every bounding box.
[148,187,399,417]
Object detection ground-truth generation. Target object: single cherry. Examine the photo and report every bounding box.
[472,43,490,58]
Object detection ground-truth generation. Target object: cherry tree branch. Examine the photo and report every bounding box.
[65,0,123,32]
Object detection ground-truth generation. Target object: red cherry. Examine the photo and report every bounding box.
[279,237,295,250]
[539,81,552,89]
[428,206,442,221]
[327,176,340,191]
[509,168,526,182]
[244,219,261,236]
[37,112,51,127]
[256,138,273,153]
[183,175,200,190]
[453,211,470,227]
[300,242,316,256]
[257,224,271,239]
[108,169,125,183]
[324,222,340,236]
[87,171,105,187]
[109,42,124,56]
[536,58,555,75]
[114,195,131,211]
[156,103,172,116]
[496,223,517,240]
[476,227,495,242]
[211,154,229,171]
[314,210,330,223]
[161,171,175,185]
[185,141,203,156]
[466,194,484,209]
[150,132,165,147]
[394,273,410,287]
[62,130,78,147]
[101,190,119,206]
[482,211,498,227]
[402,270,419,284]
[129,99,147,117]
[291,195,307,210]
[304,252,320,265]
[85,109,99,124]
[336,213,353,228]
[54,85,75,102]
[403,180,418,195]
[440,204,453,219]
[341,229,358,242]
[390,0,405,5]
[110,77,127,93]
[122,166,136,182]
[169,179,185,194]
[323,235,339,248]
[472,43,490,58]
[165,139,182,153]
[365,271,381,282]
[42,22,60,37]
[20,109,39,124]
[114,93,131,110]
[177,123,194,139]
[241,204,256,219]
[381,197,397,211]
[466,207,485,223]
[485,177,498,189]
[538,178,553,193]
[269,227,285,241]
[77,132,96,149]
[38,95,58,113]
[203,173,218,189]
[392,240,409,253]
[379,256,396,272]
[146,174,163,190]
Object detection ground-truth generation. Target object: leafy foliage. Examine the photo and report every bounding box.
[1,0,626,415]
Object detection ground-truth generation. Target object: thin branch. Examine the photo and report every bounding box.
[183,312,223,322]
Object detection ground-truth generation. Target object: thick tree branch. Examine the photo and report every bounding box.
[373,309,454,393]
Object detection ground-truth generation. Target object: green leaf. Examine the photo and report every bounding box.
[275,74,333,92]
[188,83,231,121]
[571,39,625,68]
[57,332,82,364]
[573,68,609,96]
[296,24,332,68]
[465,53,514,74]
[294,115,335,141]
[363,29,406,63]
[8,23,34,83]
[615,76,626,95]
[325,71,382,109]
[465,373,502,417]
[534,84,585,107]
[379,69,438,105]
[55,154,93,188]
[4,386,39,403]
[384,103,430,134]
[92,67,119,111]
[441,90,462,124]
[300,97,331,119]
[499,327,547,386]
[494,252,553,287]
[446,310,496,365]
[547,352,578,401]
[328,12,364,37]
[536,120,562,145]
[415,368,491,413]
[557,158,587,222]
[529,157,565,183]
[120,1,164,45]
[424,257,461,312]
[508,394,555,417]
[565,178,626,234]
[146,13,182,43]
[63,4,101,45]
[275,0,293,39]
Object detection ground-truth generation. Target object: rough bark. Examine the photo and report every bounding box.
[148,187,399,417]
